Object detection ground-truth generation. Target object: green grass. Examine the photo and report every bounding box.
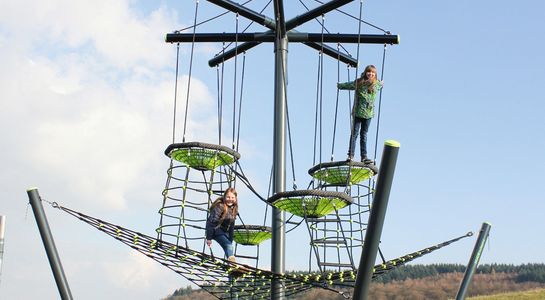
[468,288,545,300]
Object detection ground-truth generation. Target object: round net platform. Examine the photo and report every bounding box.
[164,142,240,171]
[308,160,378,185]
[233,225,272,246]
[267,190,352,218]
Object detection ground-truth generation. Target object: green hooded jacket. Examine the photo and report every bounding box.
[337,80,383,119]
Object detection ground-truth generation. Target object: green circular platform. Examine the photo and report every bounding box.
[308,160,378,185]
[233,225,272,246]
[164,142,240,171]
[267,190,352,218]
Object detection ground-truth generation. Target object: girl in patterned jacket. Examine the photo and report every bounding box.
[206,187,238,262]
[337,65,383,163]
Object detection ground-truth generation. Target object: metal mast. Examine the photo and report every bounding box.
[165,1,399,299]
[271,1,287,298]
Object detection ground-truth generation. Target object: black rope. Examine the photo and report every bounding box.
[216,64,221,145]
[355,0,363,78]
[175,0,255,33]
[310,0,390,34]
[330,43,341,161]
[231,13,239,150]
[346,66,353,139]
[235,54,246,153]
[312,52,321,168]
[181,0,200,143]
[280,42,297,191]
[372,44,388,161]
[296,0,352,57]
[319,15,325,166]
[172,44,181,144]
[213,0,272,58]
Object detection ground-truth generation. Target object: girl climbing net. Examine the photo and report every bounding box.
[206,187,239,262]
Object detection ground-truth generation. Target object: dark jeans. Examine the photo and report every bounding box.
[214,232,234,258]
[348,117,371,159]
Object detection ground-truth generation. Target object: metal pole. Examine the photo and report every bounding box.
[353,140,400,300]
[0,215,5,288]
[455,222,492,300]
[271,35,288,300]
[27,188,73,300]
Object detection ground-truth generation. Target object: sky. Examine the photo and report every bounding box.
[1,0,545,299]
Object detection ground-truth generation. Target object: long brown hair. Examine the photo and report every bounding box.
[356,65,378,93]
[212,187,238,224]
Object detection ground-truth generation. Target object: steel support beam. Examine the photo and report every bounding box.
[271,1,287,298]
[166,32,399,44]
[207,0,275,28]
[455,222,492,300]
[274,0,286,36]
[198,0,361,67]
[353,140,400,300]
[285,0,353,30]
[27,188,73,300]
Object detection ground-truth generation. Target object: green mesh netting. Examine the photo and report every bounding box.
[233,225,272,246]
[164,142,240,171]
[308,161,378,185]
[267,190,352,218]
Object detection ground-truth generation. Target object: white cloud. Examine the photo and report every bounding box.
[104,251,164,290]
[0,0,219,210]
[0,0,177,69]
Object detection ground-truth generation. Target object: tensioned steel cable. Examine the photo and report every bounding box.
[330,43,342,160]
[175,0,256,33]
[372,44,388,161]
[213,0,273,58]
[232,13,239,150]
[310,0,390,33]
[181,0,200,142]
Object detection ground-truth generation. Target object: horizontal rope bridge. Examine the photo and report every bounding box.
[48,201,472,299]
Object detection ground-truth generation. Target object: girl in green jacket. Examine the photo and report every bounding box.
[337,65,383,163]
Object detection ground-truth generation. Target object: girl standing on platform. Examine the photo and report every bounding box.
[337,64,383,163]
[206,187,238,262]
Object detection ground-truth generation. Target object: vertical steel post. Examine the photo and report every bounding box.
[0,215,5,288]
[455,222,492,300]
[271,35,288,300]
[353,140,400,300]
[27,188,73,300]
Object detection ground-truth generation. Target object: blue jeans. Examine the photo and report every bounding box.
[348,117,371,159]
[214,233,234,258]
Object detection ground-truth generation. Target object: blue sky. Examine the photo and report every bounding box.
[1,0,544,299]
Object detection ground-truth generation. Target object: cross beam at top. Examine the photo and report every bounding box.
[165,0,399,67]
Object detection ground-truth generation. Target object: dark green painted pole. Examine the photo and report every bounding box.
[271,1,287,299]
[455,222,492,300]
[27,188,73,300]
[353,140,400,300]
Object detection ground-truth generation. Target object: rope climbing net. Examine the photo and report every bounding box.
[48,201,473,299]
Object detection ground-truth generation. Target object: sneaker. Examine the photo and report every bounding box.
[228,256,236,263]
[346,155,354,162]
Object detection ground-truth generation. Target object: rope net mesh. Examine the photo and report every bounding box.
[233,225,272,246]
[308,161,378,186]
[51,203,470,299]
[267,190,352,218]
[165,142,241,171]
[156,162,235,251]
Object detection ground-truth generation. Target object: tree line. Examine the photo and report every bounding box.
[373,263,545,284]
